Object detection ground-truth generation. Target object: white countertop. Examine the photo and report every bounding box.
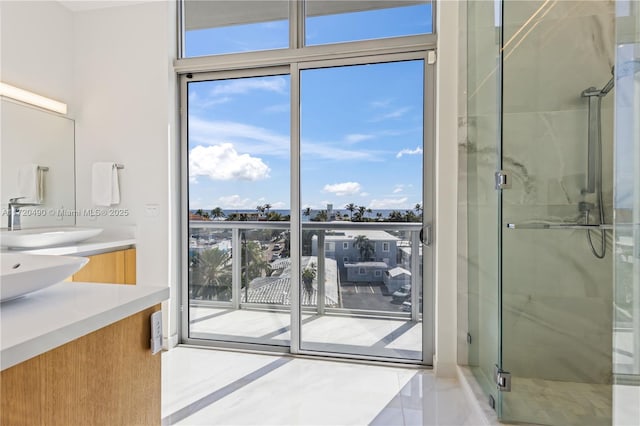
[1,226,136,256]
[1,282,169,371]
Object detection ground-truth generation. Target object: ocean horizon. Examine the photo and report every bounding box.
[190,208,421,219]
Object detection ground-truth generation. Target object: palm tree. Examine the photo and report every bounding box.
[211,207,225,220]
[353,235,375,261]
[190,248,232,300]
[405,210,420,222]
[241,237,271,301]
[301,262,316,295]
[267,211,284,221]
[303,207,312,218]
[415,203,423,215]
[345,203,356,220]
[356,205,367,221]
[311,210,328,222]
[195,208,204,218]
[388,210,404,222]
[256,205,265,217]
[263,203,272,216]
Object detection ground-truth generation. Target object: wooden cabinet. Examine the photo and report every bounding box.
[71,248,136,284]
[1,305,161,426]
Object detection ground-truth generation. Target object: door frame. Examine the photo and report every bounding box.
[179,50,436,366]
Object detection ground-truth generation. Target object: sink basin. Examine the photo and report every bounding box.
[0,253,89,302]
[0,227,103,248]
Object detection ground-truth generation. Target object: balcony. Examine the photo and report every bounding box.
[186,220,424,360]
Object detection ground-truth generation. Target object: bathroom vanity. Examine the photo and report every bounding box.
[6,227,138,284]
[0,227,167,425]
[0,281,168,426]
[70,248,137,284]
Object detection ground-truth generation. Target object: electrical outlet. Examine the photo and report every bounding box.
[150,311,162,354]
[144,204,159,217]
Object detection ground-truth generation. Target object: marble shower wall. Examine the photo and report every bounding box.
[500,0,615,384]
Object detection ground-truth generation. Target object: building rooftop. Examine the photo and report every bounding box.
[312,229,399,242]
[344,261,389,268]
[245,256,339,306]
[386,266,411,278]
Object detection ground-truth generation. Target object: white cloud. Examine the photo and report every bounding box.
[302,141,379,161]
[271,201,287,209]
[189,91,231,109]
[371,107,411,122]
[371,99,392,108]
[189,144,270,182]
[218,195,252,209]
[323,182,362,197]
[212,77,287,96]
[189,117,290,157]
[189,77,286,111]
[345,133,374,143]
[369,197,409,209]
[190,116,382,162]
[264,103,289,114]
[393,185,404,194]
[190,116,384,163]
[396,146,423,158]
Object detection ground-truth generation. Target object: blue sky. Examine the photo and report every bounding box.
[187,3,431,212]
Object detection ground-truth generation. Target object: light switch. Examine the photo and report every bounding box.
[150,311,162,354]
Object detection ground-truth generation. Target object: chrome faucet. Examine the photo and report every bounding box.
[7,197,41,230]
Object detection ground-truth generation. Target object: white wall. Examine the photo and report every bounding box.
[1,0,179,347]
[434,0,459,377]
[0,1,76,221]
[72,1,178,343]
[0,1,74,106]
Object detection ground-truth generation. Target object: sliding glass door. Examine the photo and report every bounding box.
[181,56,434,362]
[298,57,433,361]
[185,70,292,348]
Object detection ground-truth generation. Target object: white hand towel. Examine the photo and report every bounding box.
[17,164,43,203]
[92,162,120,206]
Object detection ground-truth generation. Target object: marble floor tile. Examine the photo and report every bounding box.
[162,347,480,426]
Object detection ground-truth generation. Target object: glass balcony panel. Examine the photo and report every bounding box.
[188,222,423,358]
[189,226,233,303]
[188,223,291,347]
[301,223,423,360]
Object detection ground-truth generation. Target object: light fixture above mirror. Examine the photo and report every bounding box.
[0,82,67,115]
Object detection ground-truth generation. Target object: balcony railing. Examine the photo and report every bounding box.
[188,220,423,321]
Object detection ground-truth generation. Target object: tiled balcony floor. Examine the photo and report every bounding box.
[188,306,422,359]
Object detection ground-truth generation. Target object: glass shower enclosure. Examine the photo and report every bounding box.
[463,1,630,424]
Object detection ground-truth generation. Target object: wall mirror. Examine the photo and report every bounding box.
[1,98,76,228]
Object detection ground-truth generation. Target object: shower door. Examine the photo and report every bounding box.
[497,1,614,424]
